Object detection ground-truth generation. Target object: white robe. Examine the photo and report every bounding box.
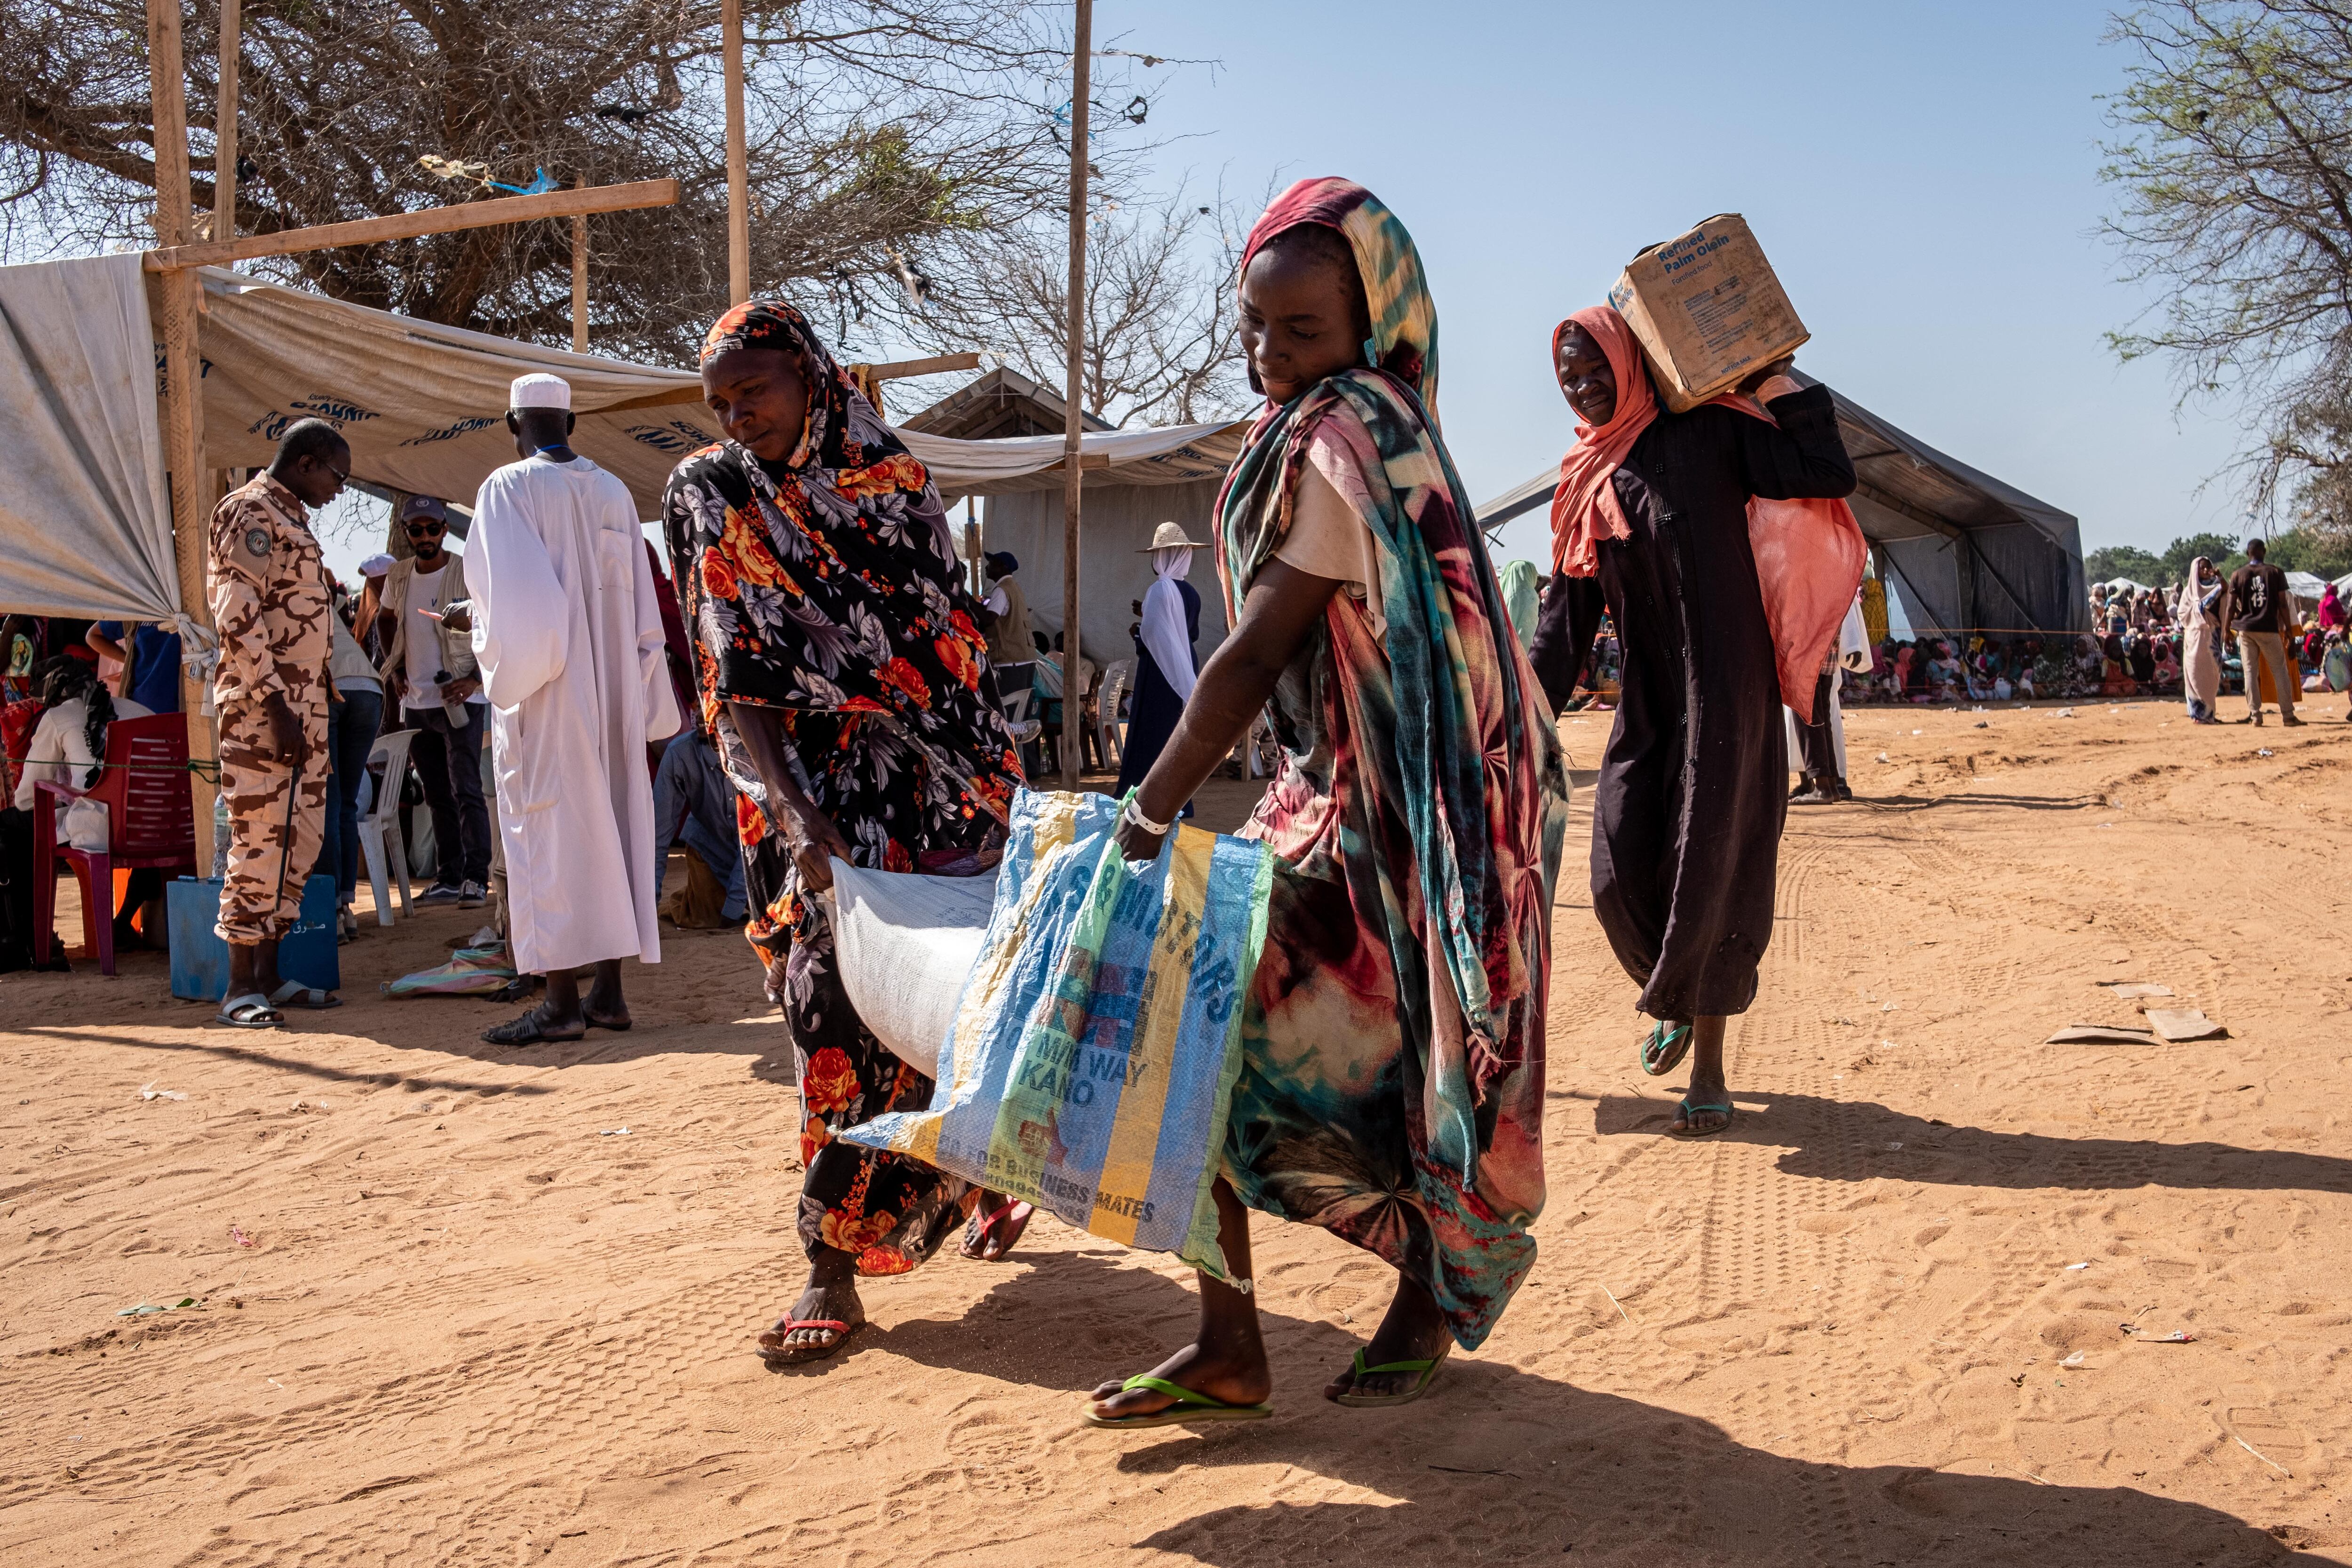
[1785,596,1872,780]
[469,454,682,974]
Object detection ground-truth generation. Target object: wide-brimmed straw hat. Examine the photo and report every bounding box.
[1138,521,1208,552]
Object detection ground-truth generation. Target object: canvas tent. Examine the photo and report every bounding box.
[0,255,1245,654]
[1474,374,2087,640]
[901,368,1248,666]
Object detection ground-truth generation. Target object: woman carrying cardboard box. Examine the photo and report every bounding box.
[1530,306,1861,1138]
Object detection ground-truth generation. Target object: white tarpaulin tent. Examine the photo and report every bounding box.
[0,254,1250,624]
[0,254,181,620]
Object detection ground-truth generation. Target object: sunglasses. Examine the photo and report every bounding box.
[405,519,444,536]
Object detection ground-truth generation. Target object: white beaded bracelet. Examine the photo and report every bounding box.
[1120,793,1172,837]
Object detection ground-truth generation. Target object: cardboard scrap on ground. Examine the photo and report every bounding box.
[2144,1008,2226,1042]
[2101,982,2175,999]
[2047,1024,2159,1045]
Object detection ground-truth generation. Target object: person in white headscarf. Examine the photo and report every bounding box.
[468,373,682,1044]
[2177,555,2225,724]
[1114,521,1208,807]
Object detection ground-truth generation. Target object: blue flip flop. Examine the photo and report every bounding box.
[1669,1098,1735,1139]
[1640,1020,1693,1076]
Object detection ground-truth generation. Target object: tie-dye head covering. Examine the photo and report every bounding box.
[1239,177,1441,414]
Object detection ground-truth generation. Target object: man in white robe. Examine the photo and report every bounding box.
[1786,590,1872,804]
[469,373,682,1043]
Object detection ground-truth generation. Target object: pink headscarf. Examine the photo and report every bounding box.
[1546,305,1865,722]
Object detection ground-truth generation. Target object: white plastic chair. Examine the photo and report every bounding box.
[357,729,418,926]
[1096,658,1135,775]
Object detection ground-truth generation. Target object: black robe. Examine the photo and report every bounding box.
[1114,576,1200,805]
[1530,384,1856,1019]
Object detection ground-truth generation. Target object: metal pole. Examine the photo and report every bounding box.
[151,0,218,872]
[1059,0,1090,788]
[571,209,589,352]
[723,0,749,305]
[214,0,238,237]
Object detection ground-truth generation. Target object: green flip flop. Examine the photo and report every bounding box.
[1332,1340,1453,1409]
[1083,1374,1272,1429]
[1640,1019,1693,1076]
[1669,1098,1735,1139]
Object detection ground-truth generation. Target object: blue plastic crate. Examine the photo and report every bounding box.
[167,875,341,1002]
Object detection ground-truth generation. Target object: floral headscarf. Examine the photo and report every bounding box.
[666,298,1021,830]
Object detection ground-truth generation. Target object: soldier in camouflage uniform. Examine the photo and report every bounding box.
[209,419,347,1027]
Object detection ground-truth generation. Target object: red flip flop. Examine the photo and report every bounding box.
[757,1317,862,1364]
[961,1199,1034,1261]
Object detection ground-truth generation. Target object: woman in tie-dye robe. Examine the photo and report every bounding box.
[1088,179,1568,1427]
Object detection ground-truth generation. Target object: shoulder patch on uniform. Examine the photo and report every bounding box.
[244,526,271,560]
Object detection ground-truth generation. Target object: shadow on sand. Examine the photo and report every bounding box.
[1594,1088,2352,1195]
[847,1255,2304,1566]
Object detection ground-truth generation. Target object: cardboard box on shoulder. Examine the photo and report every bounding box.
[1607,214,1808,414]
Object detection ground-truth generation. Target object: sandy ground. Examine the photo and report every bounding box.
[3,697,2350,1566]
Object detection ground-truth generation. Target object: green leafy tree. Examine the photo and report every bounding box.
[2161,529,2241,581]
[2102,1,2352,539]
[0,0,1140,362]
[2086,544,2167,583]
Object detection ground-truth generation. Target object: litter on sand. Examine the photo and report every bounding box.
[2066,1261,2092,1270]
[137,1082,186,1101]
[2235,1434,2293,1478]
[230,1225,254,1247]
[2060,1351,2086,1367]
[2100,982,2175,998]
[2137,1330,2196,1343]
[2046,1024,2158,1044]
[599,1127,630,1136]
[2144,1008,2226,1042]
[117,1297,197,1317]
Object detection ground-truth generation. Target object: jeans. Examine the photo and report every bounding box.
[313,687,384,902]
[651,732,746,921]
[407,701,493,888]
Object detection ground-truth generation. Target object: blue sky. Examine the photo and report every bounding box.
[1093,0,2250,570]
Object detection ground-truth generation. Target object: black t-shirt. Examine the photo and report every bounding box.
[2229,562,2290,633]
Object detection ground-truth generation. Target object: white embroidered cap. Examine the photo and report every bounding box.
[509,373,572,411]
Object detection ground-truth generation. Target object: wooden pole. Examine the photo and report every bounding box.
[214,0,238,238]
[145,179,680,271]
[150,0,218,873]
[723,0,749,305]
[571,209,588,352]
[1059,0,1090,789]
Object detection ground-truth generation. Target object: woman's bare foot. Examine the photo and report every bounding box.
[959,1191,1035,1261]
[1087,1306,1270,1420]
[1088,1179,1264,1421]
[1668,1016,1732,1136]
[757,1250,864,1361]
[1325,1273,1451,1401]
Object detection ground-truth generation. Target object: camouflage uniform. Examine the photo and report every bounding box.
[209,474,332,945]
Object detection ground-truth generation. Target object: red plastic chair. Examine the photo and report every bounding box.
[33,713,197,975]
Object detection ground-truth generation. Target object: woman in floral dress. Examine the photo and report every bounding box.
[662,300,1026,1363]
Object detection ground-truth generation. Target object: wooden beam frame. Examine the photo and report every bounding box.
[149,0,219,873]
[143,179,680,271]
[1059,0,1092,789]
[214,0,238,238]
[723,0,749,304]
